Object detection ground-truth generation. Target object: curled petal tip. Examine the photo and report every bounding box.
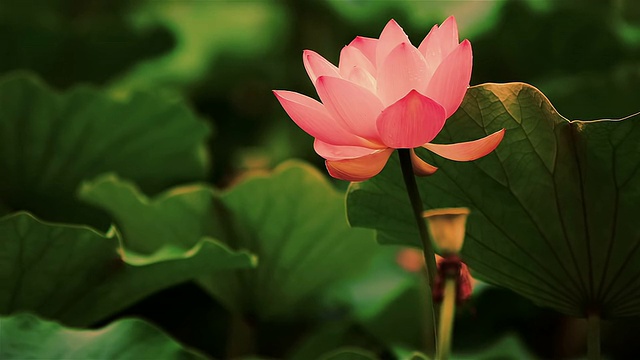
[325,148,393,182]
[423,128,506,162]
[411,149,438,176]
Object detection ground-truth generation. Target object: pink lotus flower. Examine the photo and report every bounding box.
[274,17,504,181]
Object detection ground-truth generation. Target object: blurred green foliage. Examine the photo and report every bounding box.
[1,0,639,358]
[1,313,207,359]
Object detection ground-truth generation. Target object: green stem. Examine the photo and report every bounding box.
[398,149,439,355]
[437,277,457,360]
[587,311,601,360]
[227,314,254,358]
[397,149,437,287]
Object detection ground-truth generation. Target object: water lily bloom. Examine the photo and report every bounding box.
[274,16,504,181]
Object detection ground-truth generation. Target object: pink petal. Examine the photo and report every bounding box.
[316,76,384,143]
[314,139,382,161]
[346,67,377,93]
[418,16,460,67]
[339,46,376,78]
[376,90,446,149]
[422,128,505,161]
[303,50,340,84]
[416,24,440,78]
[273,90,364,146]
[326,148,394,181]
[376,19,411,69]
[411,149,438,176]
[349,36,378,66]
[424,40,472,118]
[377,42,429,106]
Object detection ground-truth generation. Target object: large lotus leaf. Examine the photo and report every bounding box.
[319,348,378,360]
[0,313,205,359]
[451,334,535,360]
[0,212,255,327]
[320,334,534,360]
[80,161,378,321]
[0,72,210,227]
[347,82,640,319]
[78,174,217,255]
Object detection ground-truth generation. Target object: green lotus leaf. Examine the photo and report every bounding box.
[451,334,534,360]
[0,72,210,227]
[0,212,255,326]
[347,82,640,319]
[80,161,378,321]
[319,347,378,360]
[0,313,206,359]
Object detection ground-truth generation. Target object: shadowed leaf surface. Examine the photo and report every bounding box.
[319,347,378,360]
[0,313,206,359]
[0,72,210,227]
[0,212,255,326]
[347,82,640,319]
[80,161,378,321]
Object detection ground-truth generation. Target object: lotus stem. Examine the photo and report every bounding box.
[436,276,457,360]
[397,149,437,287]
[398,148,439,354]
[587,311,601,360]
[227,314,254,358]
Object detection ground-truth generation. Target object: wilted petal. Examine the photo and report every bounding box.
[339,45,376,78]
[422,128,505,161]
[316,76,384,143]
[376,90,446,148]
[349,36,378,66]
[314,139,382,161]
[273,90,364,146]
[377,42,430,106]
[411,149,438,176]
[376,19,411,69]
[303,50,340,84]
[326,148,394,181]
[424,40,472,118]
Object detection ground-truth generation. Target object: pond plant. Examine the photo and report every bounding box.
[1,4,639,360]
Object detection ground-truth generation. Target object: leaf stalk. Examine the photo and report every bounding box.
[397,149,437,286]
[397,148,439,354]
[587,310,601,360]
